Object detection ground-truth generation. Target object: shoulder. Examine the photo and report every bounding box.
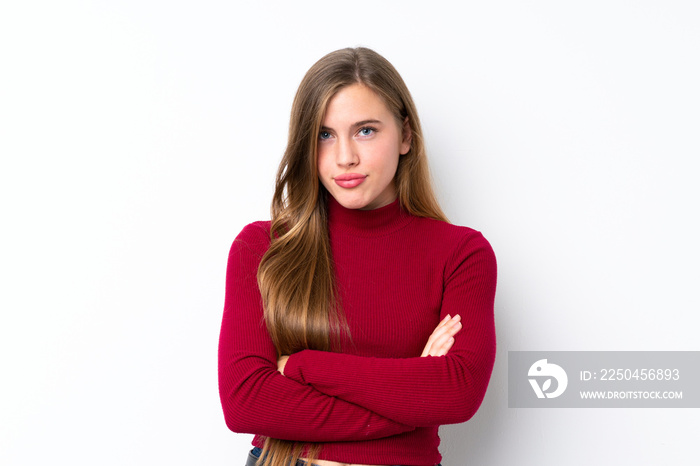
[412,216,497,277]
[229,221,272,259]
[414,216,495,256]
[235,220,271,243]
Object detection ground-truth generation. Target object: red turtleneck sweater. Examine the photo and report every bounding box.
[218,198,497,466]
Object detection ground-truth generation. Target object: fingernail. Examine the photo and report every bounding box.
[452,314,461,321]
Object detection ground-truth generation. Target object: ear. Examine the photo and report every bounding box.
[400,116,412,155]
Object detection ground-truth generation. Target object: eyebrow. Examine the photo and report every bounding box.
[320,119,383,131]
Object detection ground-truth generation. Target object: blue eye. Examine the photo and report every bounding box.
[319,131,331,140]
[359,127,375,136]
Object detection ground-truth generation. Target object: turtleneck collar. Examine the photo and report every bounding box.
[327,195,414,237]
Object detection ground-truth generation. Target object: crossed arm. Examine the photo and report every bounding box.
[219,222,496,440]
[278,313,463,372]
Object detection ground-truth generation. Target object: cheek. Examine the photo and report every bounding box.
[316,150,327,175]
[316,149,333,185]
[373,140,401,174]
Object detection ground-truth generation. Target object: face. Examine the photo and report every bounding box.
[317,84,411,210]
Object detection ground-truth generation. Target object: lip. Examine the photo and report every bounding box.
[334,173,367,189]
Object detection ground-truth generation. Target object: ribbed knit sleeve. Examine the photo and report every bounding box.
[218,222,415,442]
[282,231,497,428]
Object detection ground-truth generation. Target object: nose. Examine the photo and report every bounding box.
[336,137,359,168]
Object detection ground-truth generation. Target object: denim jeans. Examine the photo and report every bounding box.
[247,447,441,466]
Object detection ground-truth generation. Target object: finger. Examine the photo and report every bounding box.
[421,332,441,356]
[421,315,461,357]
[425,322,462,357]
[432,315,459,338]
[430,317,462,342]
[421,327,448,356]
[435,314,460,333]
[427,334,455,357]
[433,314,452,331]
[446,319,462,336]
[421,331,443,357]
[421,316,459,356]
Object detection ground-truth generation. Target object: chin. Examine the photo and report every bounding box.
[332,193,371,210]
[339,199,369,210]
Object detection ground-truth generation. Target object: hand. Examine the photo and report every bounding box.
[421,314,462,357]
[277,355,290,375]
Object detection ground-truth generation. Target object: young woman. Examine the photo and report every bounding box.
[218,47,497,466]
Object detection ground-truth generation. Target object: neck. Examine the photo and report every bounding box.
[327,195,414,237]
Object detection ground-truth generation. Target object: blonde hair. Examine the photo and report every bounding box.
[255,47,447,466]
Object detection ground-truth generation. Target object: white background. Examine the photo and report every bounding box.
[1,1,698,465]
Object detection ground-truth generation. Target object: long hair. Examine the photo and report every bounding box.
[255,47,447,466]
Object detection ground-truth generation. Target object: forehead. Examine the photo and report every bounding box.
[322,84,394,125]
